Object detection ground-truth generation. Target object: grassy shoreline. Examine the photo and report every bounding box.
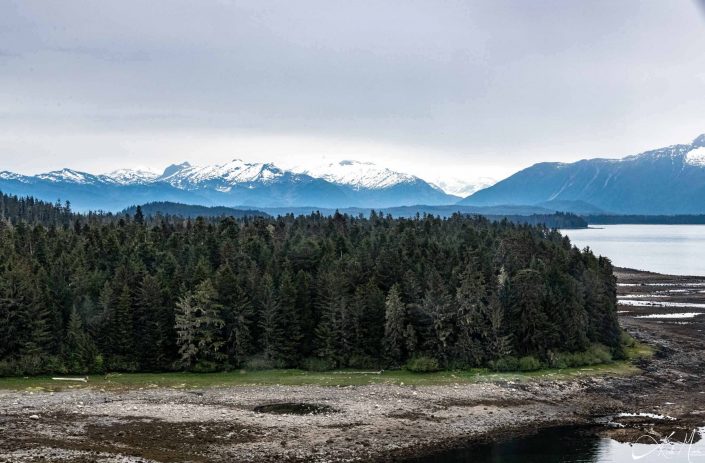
[0,342,652,391]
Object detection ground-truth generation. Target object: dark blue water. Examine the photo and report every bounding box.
[408,426,705,463]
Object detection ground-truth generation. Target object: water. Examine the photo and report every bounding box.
[410,426,705,463]
[253,402,335,415]
[561,225,705,276]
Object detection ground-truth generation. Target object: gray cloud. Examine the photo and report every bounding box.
[1,0,704,182]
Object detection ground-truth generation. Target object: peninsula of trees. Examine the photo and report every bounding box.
[0,192,621,376]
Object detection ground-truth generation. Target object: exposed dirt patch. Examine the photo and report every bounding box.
[435,398,534,408]
[1,412,262,463]
[386,410,446,422]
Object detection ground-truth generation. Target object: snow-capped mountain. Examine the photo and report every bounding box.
[461,133,705,214]
[36,168,113,185]
[0,171,30,183]
[157,159,294,191]
[108,168,160,185]
[0,159,459,212]
[298,160,420,190]
[291,159,457,206]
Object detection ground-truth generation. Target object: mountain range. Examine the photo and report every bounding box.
[0,160,462,212]
[461,134,705,215]
[3,133,705,215]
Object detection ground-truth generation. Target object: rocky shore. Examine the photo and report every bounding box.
[1,268,704,462]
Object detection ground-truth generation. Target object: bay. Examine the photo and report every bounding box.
[561,224,705,276]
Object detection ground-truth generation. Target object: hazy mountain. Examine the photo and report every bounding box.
[535,200,606,215]
[123,202,268,219]
[460,134,705,214]
[432,176,497,197]
[257,203,568,219]
[0,159,458,212]
[123,200,586,228]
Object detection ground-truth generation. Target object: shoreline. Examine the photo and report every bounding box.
[2,268,704,462]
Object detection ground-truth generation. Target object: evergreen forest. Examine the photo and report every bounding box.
[0,192,622,376]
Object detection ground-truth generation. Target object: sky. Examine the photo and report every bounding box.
[1,0,705,194]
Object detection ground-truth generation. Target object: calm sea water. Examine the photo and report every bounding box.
[410,426,705,463]
[560,225,705,276]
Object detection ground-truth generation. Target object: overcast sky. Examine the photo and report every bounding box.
[1,0,704,189]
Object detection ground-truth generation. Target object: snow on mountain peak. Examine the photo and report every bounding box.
[156,159,288,190]
[108,168,160,185]
[686,147,705,167]
[0,159,463,200]
[0,171,29,182]
[299,160,417,190]
[36,168,101,184]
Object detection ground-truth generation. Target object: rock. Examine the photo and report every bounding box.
[29,415,39,420]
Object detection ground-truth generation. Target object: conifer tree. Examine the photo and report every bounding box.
[215,265,253,366]
[109,284,135,369]
[508,269,554,356]
[315,296,343,366]
[454,261,490,365]
[134,275,166,370]
[258,274,286,365]
[63,308,98,374]
[174,279,225,370]
[295,270,315,355]
[486,296,512,360]
[424,271,456,362]
[277,270,302,365]
[133,205,145,225]
[383,285,406,365]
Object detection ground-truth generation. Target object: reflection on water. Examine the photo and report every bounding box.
[560,225,705,276]
[408,426,705,463]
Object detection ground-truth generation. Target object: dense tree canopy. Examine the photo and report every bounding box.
[0,193,621,375]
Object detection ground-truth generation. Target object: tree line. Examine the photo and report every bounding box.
[0,192,622,375]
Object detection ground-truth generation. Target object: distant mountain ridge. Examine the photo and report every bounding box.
[0,159,460,212]
[461,133,705,214]
[123,202,268,219]
[122,201,587,228]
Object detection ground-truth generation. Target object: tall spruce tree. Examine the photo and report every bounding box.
[383,285,406,366]
[134,275,167,370]
[109,284,136,370]
[174,280,225,370]
[63,308,98,374]
[258,274,286,365]
[214,265,253,366]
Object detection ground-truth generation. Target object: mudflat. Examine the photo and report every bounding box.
[1,268,704,462]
